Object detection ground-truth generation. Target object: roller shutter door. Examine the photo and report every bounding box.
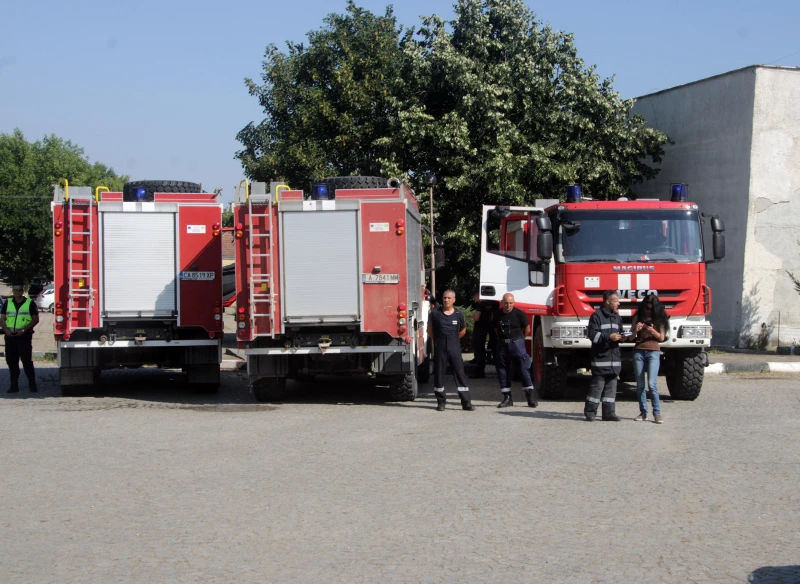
[103,213,177,317]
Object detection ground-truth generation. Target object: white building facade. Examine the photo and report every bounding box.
[631,66,800,348]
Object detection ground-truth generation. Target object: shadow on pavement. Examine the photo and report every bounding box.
[748,565,800,583]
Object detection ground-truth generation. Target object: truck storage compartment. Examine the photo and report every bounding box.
[103,212,177,318]
[281,210,361,324]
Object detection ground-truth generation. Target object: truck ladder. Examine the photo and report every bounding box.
[67,190,94,332]
[247,193,276,337]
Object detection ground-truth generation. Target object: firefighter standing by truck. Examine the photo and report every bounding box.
[494,293,538,408]
[427,289,474,412]
[584,290,629,422]
[2,283,39,393]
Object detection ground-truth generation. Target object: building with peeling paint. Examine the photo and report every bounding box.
[631,65,800,347]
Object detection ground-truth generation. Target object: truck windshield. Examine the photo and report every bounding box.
[559,209,703,263]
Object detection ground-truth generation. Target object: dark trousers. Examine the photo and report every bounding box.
[585,373,617,417]
[496,338,533,389]
[5,334,35,384]
[433,336,469,390]
[471,326,496,368]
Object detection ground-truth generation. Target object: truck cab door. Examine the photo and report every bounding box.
[479,205,553,308]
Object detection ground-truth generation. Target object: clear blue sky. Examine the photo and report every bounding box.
[2,0,798,202]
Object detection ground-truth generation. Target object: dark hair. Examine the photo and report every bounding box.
[635,293,668,329]
[602,290,619,302]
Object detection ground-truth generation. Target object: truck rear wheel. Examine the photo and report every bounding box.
[532,326,568,399]
[386,373,418,402]
[253,376,288,402]
[665,350,705,400]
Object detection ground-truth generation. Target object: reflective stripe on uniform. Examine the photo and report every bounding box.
[593,332,602,343]
[522,386,533,391]
[434,387,445,393]
[501,388,511,393]
[591,361,621,367]
[602,397,616,403]
[457,387,469,392]
[600,323,619,330]
[586,396,601,403]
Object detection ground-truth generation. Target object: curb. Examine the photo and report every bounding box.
[706,362,800,374]
[221,359,246,371]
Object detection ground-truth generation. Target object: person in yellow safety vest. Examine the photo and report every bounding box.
[2,283,40,393]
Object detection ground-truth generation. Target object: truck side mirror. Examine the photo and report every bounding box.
[713,232,725,260]
[711,217,725,232]
[537,232,553,260]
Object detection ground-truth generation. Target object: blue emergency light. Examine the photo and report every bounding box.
[134,187,147,201]
[310,183,330,200]
[566,184,582,203]
[670,183,688,202]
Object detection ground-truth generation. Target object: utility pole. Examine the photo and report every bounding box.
[426,174,438,301]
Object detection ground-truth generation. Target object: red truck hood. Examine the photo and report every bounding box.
[557,263,705,317]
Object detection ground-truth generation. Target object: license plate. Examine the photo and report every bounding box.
[180,271,215,281]
[362,273,400,284]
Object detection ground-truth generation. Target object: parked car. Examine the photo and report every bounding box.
[35,285,55,313]
[28,276,53,298]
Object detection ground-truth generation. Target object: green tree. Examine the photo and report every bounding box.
[237,0,669,297]
[236,0,410,188]
[396,0,669,292]
[0,129,128,283]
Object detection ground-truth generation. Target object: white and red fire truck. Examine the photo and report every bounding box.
[233,177,438,402]
[51,180,224,393]
[479,184,726,400]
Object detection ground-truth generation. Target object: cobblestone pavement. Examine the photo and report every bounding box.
[1,366,798,584]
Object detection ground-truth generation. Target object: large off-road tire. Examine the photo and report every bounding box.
[312,176,388,198]
[252,376,288,402]
[122,180,203,201]
[532,325,568,399]
[665,350,705,400]
[386,373,418,402]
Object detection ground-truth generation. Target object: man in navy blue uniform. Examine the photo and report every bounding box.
[494,293,538,408]
[427,289,474,412]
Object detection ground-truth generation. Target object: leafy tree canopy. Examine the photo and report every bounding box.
[0,129,128,284]
[237,0,669,298]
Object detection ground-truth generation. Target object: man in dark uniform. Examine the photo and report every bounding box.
[2,283,40,393]
[494,293,538,408]
[468,292,497,378]
[427,289,474,411]
[585,290,629,421]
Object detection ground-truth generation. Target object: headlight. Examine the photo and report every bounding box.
[679,325,711,339]
[552,326,586,339]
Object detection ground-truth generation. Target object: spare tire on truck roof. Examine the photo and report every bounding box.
[122,180,203,202]
[310,176,389,199]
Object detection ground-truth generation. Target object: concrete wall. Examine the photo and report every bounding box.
[631,67,758,346]
[746,68,800,347]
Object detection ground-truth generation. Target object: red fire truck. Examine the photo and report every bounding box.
[233,177,437,402]
[51,180,224,393]
[479,184,726,400]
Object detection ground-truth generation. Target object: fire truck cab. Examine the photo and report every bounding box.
[233,177,435,402]
[479,185,726,401]
[51,180,224,393]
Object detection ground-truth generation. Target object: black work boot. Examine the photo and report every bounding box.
[497,392,513,408]
[28,380,38,393]
[459,391,475,411]
[469,368,485,379]
[7,379,19,393]
[602,414,621,422]
[435,392,446,411]
[524,388,539,408]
